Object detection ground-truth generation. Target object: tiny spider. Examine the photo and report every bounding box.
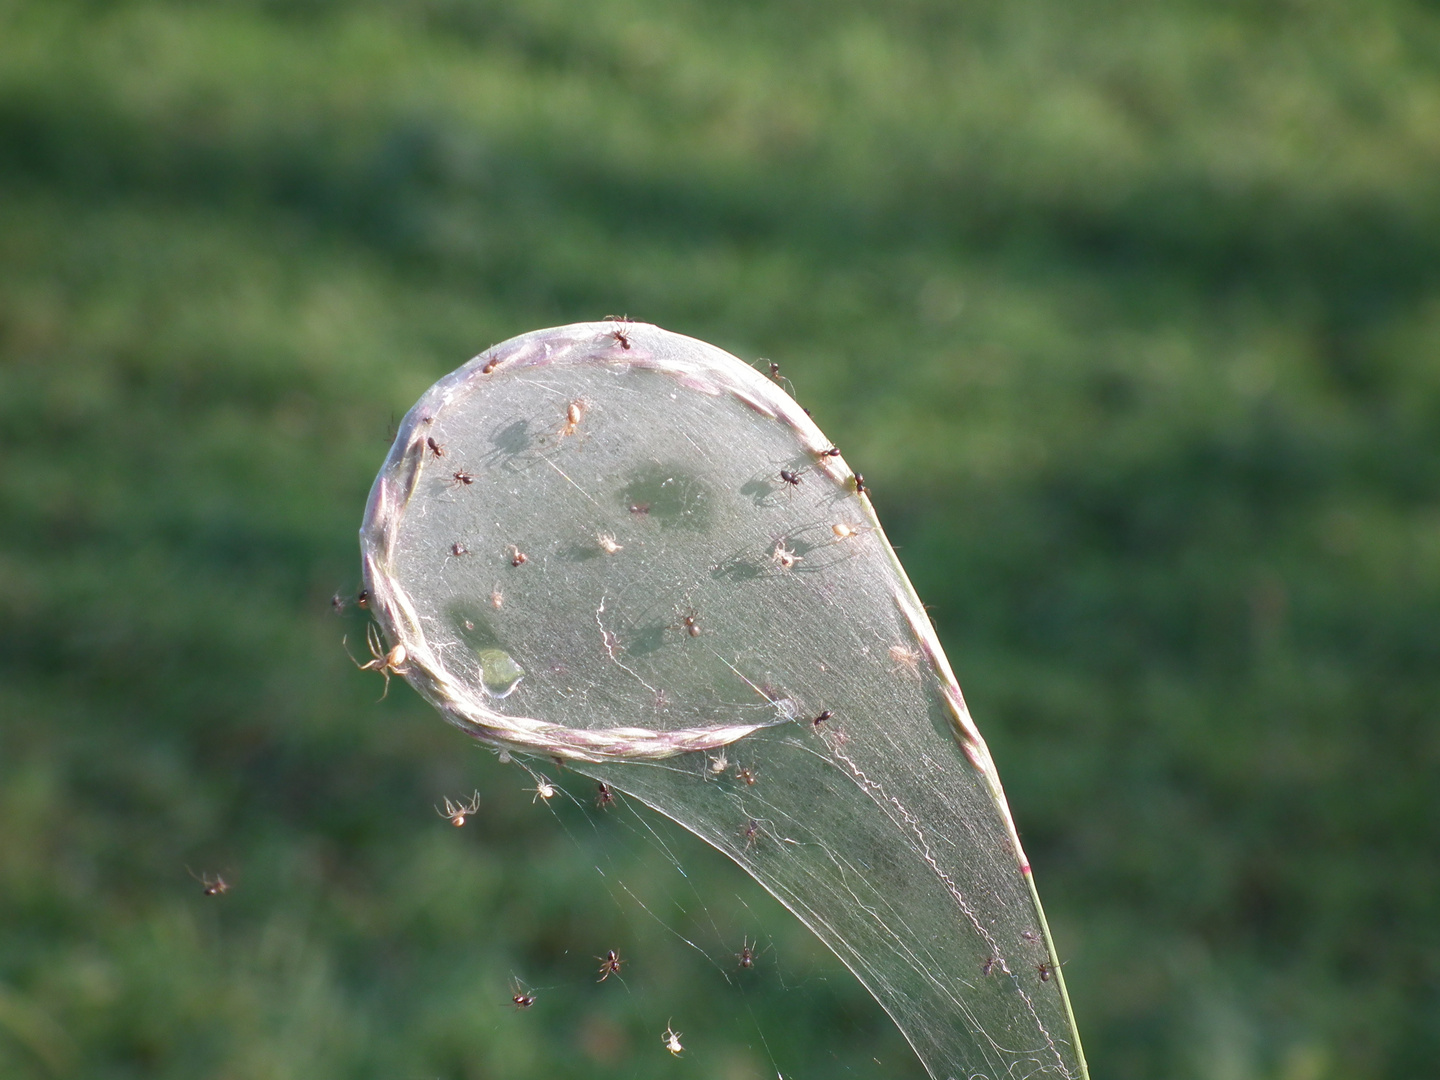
[482,357,501,374]
[596,533,622,555]
[558,399,586,439]
[510,980,536,1009]
[528,776,556,803]
[450,541,469,557]
[662,1023,683,1057]
[832,523,860,540]
[811,709,833,728]
[771,542,801,570]
[736,937,758,969]
[490,589,504,609]
[817,445,842,458]
[628,501,650,516]
[330,592,347,615]
[853,473,867,495]
[1037,961,1053,982]
[595,782,615,809]
[670,608,701,638]
[735,766,757,786]
[449,471,475,488]
[778,468,803,489]
[707,751,729,775]
[609,327,632,350]
[507,545,528,567]
[437,791,482,827]
[346,623,410,699]
[426,436,446,459]
[889,644,921,676]
[189,868,230,896]
[1021,930,1040,943]
[596,949,623,982]
[982,957,1002,976]
[741,817,762,849]
[356,589,369,610]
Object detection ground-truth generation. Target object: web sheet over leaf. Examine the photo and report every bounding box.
[360,322,1089,1080]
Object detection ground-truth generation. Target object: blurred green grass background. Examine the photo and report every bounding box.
[2,0,1439,1077]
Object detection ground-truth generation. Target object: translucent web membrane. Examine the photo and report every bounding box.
[360,322,1088,1080]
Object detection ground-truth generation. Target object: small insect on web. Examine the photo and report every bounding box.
[596,949,624,982]
[771,542,801,570]
[345,623,410,699]
[509,978,536,1009]
[736,936,764,969]
[188,868,230,896]
[437,791,481,827]
[741,818,763,850]
[662,1023,684,1057]
[558,399,586,439]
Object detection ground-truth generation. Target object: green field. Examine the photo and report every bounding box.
[3,1,1439,1077]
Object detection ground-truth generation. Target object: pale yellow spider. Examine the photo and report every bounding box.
[437,791,481,827]
[662,1023,683,1057]
[346,622,410,699]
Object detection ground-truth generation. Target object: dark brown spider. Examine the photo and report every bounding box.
[735,766,757,786]
[596,949,623,982]
[779,468,803,489]
[511,990,535,1009]
[427,437,446,459]
[812,709,833,728]
[610,328,631,350]
[189,869,230,897]
[507,545,528,567]
[736,937,758,969]
[356,588,369,610]
[982,957,1000,976]
[450,471,474,487]
[741,818,762,849]
[450,542,469,557]
[853,473,867,495]
[595,782,615,809]
[1037,961,1053,982]
[482,357,501,374]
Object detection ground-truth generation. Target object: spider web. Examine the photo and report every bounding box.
[483,755,925,1078]
[360,322,1088,1080]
